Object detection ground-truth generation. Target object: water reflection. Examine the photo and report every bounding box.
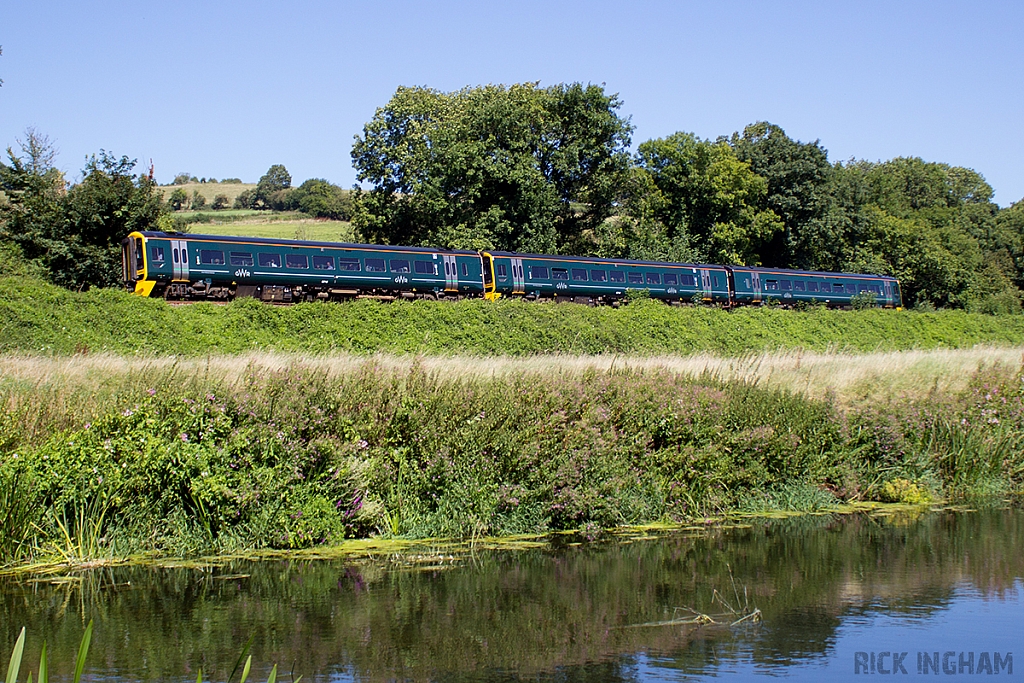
[2,508,1023,682]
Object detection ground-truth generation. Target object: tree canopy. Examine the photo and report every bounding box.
[351,82,633,253]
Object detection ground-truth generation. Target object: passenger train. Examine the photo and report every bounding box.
[122,231,903,308]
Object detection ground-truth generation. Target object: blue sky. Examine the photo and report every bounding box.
[2,1,1022,205]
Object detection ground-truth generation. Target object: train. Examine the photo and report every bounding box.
[121,231,903,308]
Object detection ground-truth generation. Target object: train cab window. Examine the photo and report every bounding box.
[663,273,677,286]
[414,260,435,275]
[681,274,696,286]
[645,273,661,285]
[591,270,607,282]
[151,247,165,263]
[552,268,568,280]
[780,280,792,291]
[199,250,225,265]
[531,266,549,279]
[258,253,282,268]
[571,268,588,281]
[627,272,644,284]
[496,264,508,278]
[338,258,360,271]
[312,255,335,270]
[765,280,779,291]
[794,281,805,292]
[390,259,410,273]
[609,271,625,283]
[286,254,308,269]
[230,252,254,267]
[365,258,385,272]
[461,263,469,277]
[807,282,818,292]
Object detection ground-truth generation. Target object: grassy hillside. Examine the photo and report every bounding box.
[155,182,254,203]
[4,276,1024,356]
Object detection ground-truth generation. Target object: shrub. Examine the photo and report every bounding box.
[212,194,230,210]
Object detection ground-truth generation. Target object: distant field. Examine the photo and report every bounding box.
[156,182,255,204]
[197,218,355,242]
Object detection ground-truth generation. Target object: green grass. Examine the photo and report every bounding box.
[196,219,355,242]
[156,182,255,204]
[3,276,1024,356]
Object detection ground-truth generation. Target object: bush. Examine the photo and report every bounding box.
[211,194,230,210]
[190,190,206,210]
[167,188,188,211]
[233,188,256,209]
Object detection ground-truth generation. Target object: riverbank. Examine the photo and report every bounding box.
[5,276,1024,355]
[2,350,1022,569]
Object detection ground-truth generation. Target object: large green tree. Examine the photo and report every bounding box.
[0,132,164,289]
[351,82,633,253]
[628,132,783,265]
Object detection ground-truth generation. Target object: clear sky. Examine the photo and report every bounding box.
[2,1,1022,205]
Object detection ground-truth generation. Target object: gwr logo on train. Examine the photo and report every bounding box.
[121,231,903,309]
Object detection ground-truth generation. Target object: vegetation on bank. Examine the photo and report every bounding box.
[1,354,1023,568]
[4,276,1024,356]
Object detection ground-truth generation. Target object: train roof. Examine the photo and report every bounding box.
[485,250,723,270]
[728,265,899,281]
[137,232,480,256]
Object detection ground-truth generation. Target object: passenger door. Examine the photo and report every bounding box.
[171,239,190,281]
[700,269,712,301]
[511,257,525,294]
[442,255,458,292]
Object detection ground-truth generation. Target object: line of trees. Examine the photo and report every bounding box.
[351,83,1024,312]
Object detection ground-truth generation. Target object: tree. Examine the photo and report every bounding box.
[351,82,633,253]
[291,178,352,220]
[167,187,188,211]
[191,190,206,209]
[172,172,192,186]
[1,137,164,290]
[233,188,255,209]
[254,164,291,209]
[729,122,835,269]
[211,193,230,210]
[629,132,782,265]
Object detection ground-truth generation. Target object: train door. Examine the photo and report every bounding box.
[511,257,525,294]
[751,271,761,304]
[883,280,893,307]
[481,253,497,300]
[699,269,712,301]
[442,254,458,292]
[170,239,190,281]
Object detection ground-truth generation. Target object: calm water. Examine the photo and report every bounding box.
[3,507,1023,682]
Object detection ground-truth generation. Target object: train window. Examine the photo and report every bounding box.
[552,268,568,280]
[645,273,660,285]
[338,258,360,271]
[365,258,386,272]
[286,254,308,269]
[152,247,165,263]
[780,280,792,291]
[794,281,805,292]
[230,252,254,267]
[414,261,435,275]
[807,282,818,292]
[845,284,856,294]
[172,248,179,264]
[258,253,281,268]
[744,278,751,288]
[390,259,410,273]
[571,268,588,281]
[610,271,625,283]
[591,270,607,282]
[663,273,677,285]
[313,255,335,270]
[627,272,643,284]
[714,276,720,287]
[681,274,696,286]
[199,250,225,265]
[531,266,549,279]
[461,263,468,277]
[765,280,779,291]
[832,283,845,292]
[496,264,507,278]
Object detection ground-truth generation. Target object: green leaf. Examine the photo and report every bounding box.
[266,664,277,683]
[227,635,254,683]
[240,655,251,683]
[195,668,202,683]
[5,627,25,683]
[37,643,46,683]
[71,621,92,683]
